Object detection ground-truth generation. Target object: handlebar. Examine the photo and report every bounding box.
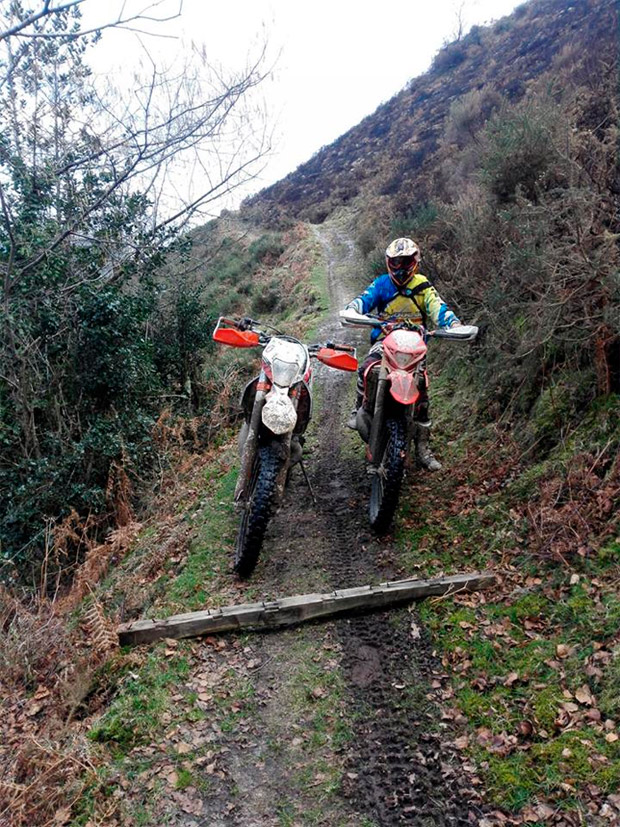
[338,308,478,342]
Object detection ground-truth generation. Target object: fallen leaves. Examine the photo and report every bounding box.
[574,685,596,706]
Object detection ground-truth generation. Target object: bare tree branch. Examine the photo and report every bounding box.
[0,1,84,42]
[0,0,183,43]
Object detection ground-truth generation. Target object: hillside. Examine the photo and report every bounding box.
[244,0,616,225]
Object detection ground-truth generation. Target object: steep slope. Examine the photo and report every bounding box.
[243,0,616,224]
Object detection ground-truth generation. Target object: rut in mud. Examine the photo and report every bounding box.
[309,219,476,826]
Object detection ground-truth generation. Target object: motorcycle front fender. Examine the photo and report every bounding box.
[388,369,420,406]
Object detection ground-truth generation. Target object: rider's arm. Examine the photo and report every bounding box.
[346,275,391,315]
[420,284,460,328]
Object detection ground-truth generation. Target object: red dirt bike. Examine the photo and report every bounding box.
[339,307,478,533]
[213,316,358,577]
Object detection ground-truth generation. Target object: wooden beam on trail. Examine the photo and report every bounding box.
[117,571,496,647]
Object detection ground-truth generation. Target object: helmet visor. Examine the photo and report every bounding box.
[387,253,418,284]
[388,254,417,270]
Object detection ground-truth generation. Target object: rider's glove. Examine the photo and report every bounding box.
[345,298,363,314]
[402,319,421,331]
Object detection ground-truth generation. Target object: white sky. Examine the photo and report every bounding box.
[85,0,524,213]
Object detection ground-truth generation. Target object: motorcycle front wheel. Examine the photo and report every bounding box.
[234,441,283,578]
[369,416,407,534]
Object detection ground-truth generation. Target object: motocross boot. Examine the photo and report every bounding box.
[347,393,363,430]
[414,421,442,471]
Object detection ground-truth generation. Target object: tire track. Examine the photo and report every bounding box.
[309,216,477,825]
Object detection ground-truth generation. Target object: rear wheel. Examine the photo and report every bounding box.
[234,441,283,578]
[369,416,407,534]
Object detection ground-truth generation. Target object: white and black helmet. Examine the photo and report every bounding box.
[385,238,420,287]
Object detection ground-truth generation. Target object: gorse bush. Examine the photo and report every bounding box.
[429,74,620,440]
[481,93,568,203]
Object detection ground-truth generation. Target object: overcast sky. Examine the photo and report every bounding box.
[86,0,524,213]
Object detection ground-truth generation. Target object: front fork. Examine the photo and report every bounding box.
[367,367,388,466]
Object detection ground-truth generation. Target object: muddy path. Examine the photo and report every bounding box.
[150,213,481,826]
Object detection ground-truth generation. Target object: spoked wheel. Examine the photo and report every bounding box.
[234,442,283,578]
[369,416,407,534]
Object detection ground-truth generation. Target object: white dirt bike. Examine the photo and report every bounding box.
[340,307,478,532]
[213,316,358,577]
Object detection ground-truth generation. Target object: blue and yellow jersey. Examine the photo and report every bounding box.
[351,272,459,342]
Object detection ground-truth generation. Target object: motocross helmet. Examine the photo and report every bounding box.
[385,237,420,287]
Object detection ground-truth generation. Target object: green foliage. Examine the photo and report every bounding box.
[481,96,566,203]
[390,203,439,238]
[152,284,216,409]
[248,233,285,262]
[0,15,210,581]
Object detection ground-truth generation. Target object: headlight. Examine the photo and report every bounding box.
[262,388,297,435]
[271,357,301,386]
[390,351,416,369]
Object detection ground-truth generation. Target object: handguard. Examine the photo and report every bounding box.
[339,308,379,327]
[431,324,478,341]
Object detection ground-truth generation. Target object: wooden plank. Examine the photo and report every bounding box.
[117,571,496,646]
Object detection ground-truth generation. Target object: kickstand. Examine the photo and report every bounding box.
[298,459,317,505]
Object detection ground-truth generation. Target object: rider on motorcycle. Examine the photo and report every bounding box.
[345,237,463,472]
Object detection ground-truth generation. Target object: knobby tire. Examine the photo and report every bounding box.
[369,416,407,534]
[234,442,282,578]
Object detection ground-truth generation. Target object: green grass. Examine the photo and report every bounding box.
[397,389,620,817]
[175,768,195,790]
[164,463,238,611]
[214,674,257,732]
[88,646,192,751]
[420,577,620,811]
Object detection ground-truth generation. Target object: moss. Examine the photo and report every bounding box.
[458,687,510,730]
[483,751,537,810]
[532,685,565,731]
[491,592,550,622]
[533,730,620,793]
[89,648,191,751]
[481,728,620,812]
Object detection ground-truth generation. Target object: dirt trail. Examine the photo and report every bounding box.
[163,213,480,826]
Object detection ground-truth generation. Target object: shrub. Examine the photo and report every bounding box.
[390,203,439,238]
[481,96,567,203]
[248,233,285,263]
[432,41,468,74]
[445,86,503,148]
